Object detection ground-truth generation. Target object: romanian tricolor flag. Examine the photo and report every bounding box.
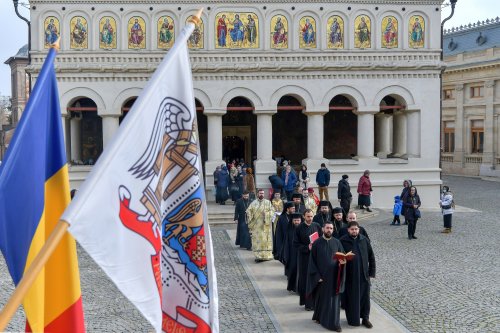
[0,48,85,332]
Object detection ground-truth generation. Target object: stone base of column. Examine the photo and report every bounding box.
[204,160,225,201]
[302,158,328,172]
[254,159,277,191]
[479,163,500,177]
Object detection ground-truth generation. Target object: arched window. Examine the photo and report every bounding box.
[119,97,137,124]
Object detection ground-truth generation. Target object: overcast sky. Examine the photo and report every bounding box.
[0,0,498,97]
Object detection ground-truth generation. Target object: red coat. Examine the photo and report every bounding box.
[357,175,372,196]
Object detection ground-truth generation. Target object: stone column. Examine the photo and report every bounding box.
[453,84,465,164]
[356,107,378,158]
[393,111,407,157]
[406,110,421,158]
[102,115,120,148]
[306,112,326,159]
[480,80,496,176]
[204,108,226,198]
[61,114,71,161]
[375,113,392,158]
[254,109,277,190]
[70,116,81,163]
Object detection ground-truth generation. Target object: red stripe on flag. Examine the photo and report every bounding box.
[38,297,85,333]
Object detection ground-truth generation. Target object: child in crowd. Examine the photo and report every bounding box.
[391,195,402,225]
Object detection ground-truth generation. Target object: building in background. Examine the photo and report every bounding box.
[12,0,446,207]
[442,18,500,177]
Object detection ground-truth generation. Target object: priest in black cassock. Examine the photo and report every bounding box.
[283,213,302,292]
[339,212,370,239]
[234,191,253,250]
[331,207,345,239]
[307,220,346,332]
[340,221,376,329]
[292,192,306,215]
[293,209,322,310]
[313,200,332,227]
[274,202,295,263]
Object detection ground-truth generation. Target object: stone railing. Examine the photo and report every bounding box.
[444,17,500,35]
[441,154,453,162]
[465,155,482,164]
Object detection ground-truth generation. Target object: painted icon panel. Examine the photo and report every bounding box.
[409,15,425,48]
[354,15,371,48]
[215,12,259,48]
[299,16,316,48]
[99,16,117,49]
[70,16,88,49]
[128,17,146,49]
[186,16,204,49]
[270,15,288,49]
[44,16,60,48]
[158,16,175,49]
[381,16,398,48]
[327,15,344,49]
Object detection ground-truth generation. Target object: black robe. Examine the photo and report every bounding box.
[274,213,291,263]
[332,219,344,239]
[293,203,306,215]
[340,234,376,325]
[234,197,252,249]
[307,236,345,331]
[293,221,322,308]
[313,212,331,228]
[339,226,370,240]
[283,222,300,292]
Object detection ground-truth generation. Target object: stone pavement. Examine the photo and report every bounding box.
[0,175,499,332]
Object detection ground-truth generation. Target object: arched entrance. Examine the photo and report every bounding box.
[222,97,256,165]
[273,95,307,166]
[67,97,103,165]
[375,95,406,158]
[119,97,137,124]
[195,99,208,165]
[324,95,357,159]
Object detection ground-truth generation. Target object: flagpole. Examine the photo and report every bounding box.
[0,38,64,332]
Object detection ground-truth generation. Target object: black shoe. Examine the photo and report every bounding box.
[254,258,262,263]
[412,236,418,239]
[396,222,401,225]
[366,208,372,212]
[334,327,342,332]
[362,319,373,329]
[408,236,412,240]
[390,222,395,225]
[305,307,313,311]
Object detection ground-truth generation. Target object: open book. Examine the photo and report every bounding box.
[334,251,355,261]
[309,231,319,244]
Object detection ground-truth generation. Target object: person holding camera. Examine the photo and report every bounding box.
[439,185,454,234]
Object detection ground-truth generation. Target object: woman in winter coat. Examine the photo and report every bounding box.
[400,180,412,225]
[299,164,310,189]
[357,170,373,212]
[217,165,230,205]
[439,185,454,233]
[244,168,256,200]
[404,186,421,240]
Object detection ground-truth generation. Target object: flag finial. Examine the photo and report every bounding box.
[188,8,203,25]
[51,36,61,51]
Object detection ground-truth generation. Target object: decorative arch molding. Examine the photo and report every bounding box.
[372,85,415,106]
[111,87,143,113]
[61,87,106,115]
[322,85,366,107]
[269,85,314,109]
[194,89,213,109]
[219,87,263,108]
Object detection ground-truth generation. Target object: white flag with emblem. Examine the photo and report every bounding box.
[62,21,219,333]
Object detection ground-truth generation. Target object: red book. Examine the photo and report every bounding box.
[309,231,319,244]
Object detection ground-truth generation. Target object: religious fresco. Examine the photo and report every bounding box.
[128,17,146,49]
[299,16,316,48]
[186,16,203,49]
[409,15,425,48]
[381,16,398,48]
[270,15,288,49]
[215,12,259,48]
[44,16,60,48]
[70,16,88,49]
[327,15,344,49]
[158,16,175,49]
[99,16,117,49]
[354,15,371,48]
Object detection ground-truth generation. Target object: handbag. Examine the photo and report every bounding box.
[415,208,421,218]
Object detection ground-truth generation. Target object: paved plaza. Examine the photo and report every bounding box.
[1,175,499,332]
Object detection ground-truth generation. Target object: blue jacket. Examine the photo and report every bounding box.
[281,170,297,191]
[217,168,230,188]
[316,168,330,187]
[393,195,402,216]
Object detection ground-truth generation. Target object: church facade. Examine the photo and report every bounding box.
[28,0,443,208]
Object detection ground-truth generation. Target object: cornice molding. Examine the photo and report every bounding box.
[31,0,442,5]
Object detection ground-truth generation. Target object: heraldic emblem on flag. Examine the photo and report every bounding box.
[63,21,218,333]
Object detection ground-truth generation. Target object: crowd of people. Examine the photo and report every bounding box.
[227,161,455,331]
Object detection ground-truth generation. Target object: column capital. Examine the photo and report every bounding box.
[253,107,277,115]
[454,83,464,91]
[204,107,226,116]
[354,106,379,115]
[485,80,496,88]
[303,110,327,116]
[100,113,120,118]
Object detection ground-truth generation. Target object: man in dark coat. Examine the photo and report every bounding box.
[234,191,253,250]
[337,174,352,223]
[313,200,332,227]
[331,207,345,239]
[269,174,284,198]
[283,213,302,292]
[339,212,370,240]
[274,202,295,262]
[293,209,322,310]
[316,163,331,201]
[340,221,376,329]
[292,193,306,215]
[307,220,346,332]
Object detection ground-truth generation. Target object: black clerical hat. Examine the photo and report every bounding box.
[291,213,302,220]
[332,207,343,214]
[284,202,294,209]
[292,193,302,199]
[319,200,330,207]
